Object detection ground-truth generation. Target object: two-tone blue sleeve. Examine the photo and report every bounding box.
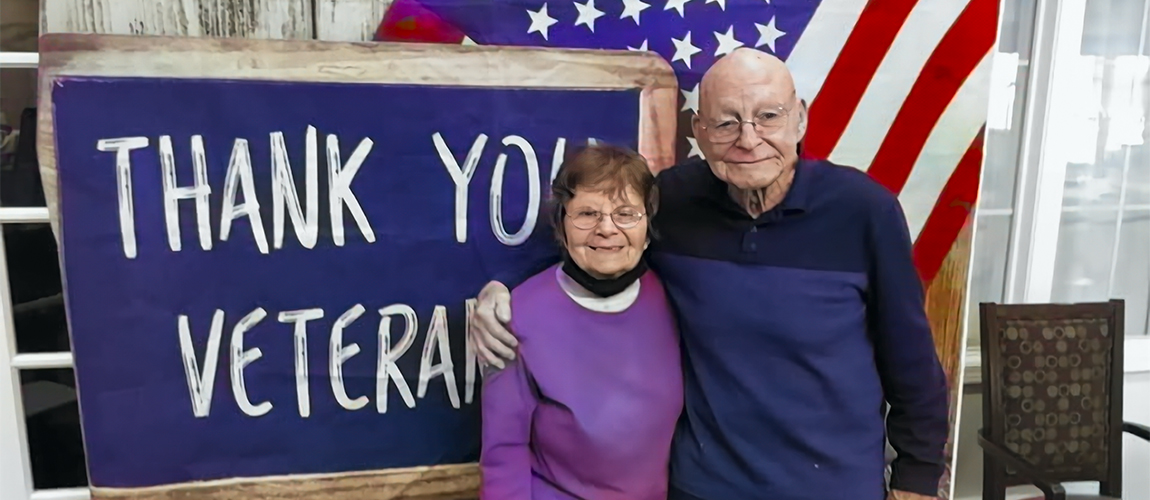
[866,197,951,496]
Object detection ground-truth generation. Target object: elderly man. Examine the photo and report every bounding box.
[469,48,949,500]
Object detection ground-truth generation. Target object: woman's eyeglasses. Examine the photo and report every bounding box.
[567,208,646,230]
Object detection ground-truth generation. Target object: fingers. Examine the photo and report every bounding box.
[472,334,504,370]
[476,305,517,360]
[479,280,510,302]
[495,297,511,324]
[486,283,515,345]
[468,308,505,369]
[484,323,518,361]
[471,281,518,368]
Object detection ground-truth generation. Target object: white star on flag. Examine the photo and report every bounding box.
[573,0,605,32]
[687,136,705,159]
[664,0,692,18]
[526,4,559,40]
[620,0,650,25]
[671,31,702,69]
[713,26,743,57]
[755,18,785,52]
[706,0,726,10]
[627,39,649,51]
[681,83,699,113]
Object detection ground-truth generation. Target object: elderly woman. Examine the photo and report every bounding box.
[479,144,683,500]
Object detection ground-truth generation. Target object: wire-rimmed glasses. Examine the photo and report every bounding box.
[567,207,646,230]
[698,105,790,144]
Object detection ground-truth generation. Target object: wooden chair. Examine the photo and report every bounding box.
[978,300,1150,500]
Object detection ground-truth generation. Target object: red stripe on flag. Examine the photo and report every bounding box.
[802,0,920,159]
[374,0,466,44]
[913,126,984,285]
[864,0,997,194]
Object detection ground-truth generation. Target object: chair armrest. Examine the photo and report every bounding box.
[1124,421,1150,442]
[978,430,1066,500]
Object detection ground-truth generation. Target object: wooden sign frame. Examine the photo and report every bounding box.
[35,33,678,500]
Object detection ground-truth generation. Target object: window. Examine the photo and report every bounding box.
[966,0,1038,353]
[967,0,1150,378]
[0,0,92,498]
[1042,0,1150,338]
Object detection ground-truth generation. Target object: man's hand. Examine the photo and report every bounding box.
[469,280,517,369]
[887,490,937,500]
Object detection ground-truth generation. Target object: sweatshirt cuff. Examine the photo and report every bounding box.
[889,458,944,496]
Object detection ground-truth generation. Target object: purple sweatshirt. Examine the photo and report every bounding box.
[479,264,683,500]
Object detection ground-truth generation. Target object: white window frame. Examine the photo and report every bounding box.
[0,49,92,500]
[964,0,1150,386]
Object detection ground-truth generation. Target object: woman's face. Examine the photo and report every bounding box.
[563,185,648,279]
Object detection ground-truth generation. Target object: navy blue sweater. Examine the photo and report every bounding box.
[498,158,950,500]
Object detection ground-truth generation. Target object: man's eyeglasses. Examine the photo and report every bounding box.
[698,105,790,144]
[567,207,646,230]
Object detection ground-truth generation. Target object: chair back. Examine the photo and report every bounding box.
[978,300,1125,489]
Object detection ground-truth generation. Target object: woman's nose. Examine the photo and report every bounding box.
[595,213,621,234]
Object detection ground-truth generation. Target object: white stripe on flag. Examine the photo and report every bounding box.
[786,0,870,102]
[900,50,993,241]
[828,0,972,171]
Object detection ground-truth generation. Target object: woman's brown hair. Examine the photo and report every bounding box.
[548,143,659,248]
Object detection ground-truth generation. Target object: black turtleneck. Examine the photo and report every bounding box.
[561,255,648,298]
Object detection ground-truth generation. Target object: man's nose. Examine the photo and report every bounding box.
[735,122,761,150]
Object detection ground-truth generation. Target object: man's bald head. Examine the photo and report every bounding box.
[691,47,807,193]
[700,48,796,104]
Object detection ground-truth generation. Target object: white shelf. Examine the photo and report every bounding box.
[10,352,73,370]
[0,52,38,69]
[0,208,51,224]
[30,488,90,500]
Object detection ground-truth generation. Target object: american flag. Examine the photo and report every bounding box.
[374,0,996,286]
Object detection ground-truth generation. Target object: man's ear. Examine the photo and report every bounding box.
[690,114,704,141]
[796,98,809,142]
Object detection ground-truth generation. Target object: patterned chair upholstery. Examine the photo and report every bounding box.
[978,300,1150,500]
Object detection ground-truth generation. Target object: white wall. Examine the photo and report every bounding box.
[954,372,1150,499]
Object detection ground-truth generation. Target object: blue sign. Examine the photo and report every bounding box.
[51,77,640,488]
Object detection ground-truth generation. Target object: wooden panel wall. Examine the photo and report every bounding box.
[41,0,399,42]
[42,0,316,39]
[314,0,394,42]
[2,0,39,51]
[2,0,40,132]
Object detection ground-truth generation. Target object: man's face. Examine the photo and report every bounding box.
[692,81,807,190]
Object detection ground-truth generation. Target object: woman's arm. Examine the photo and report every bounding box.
[479,356,538,499]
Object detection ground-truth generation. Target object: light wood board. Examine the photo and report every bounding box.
[94,463,480,500]
[925,218,975,499]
